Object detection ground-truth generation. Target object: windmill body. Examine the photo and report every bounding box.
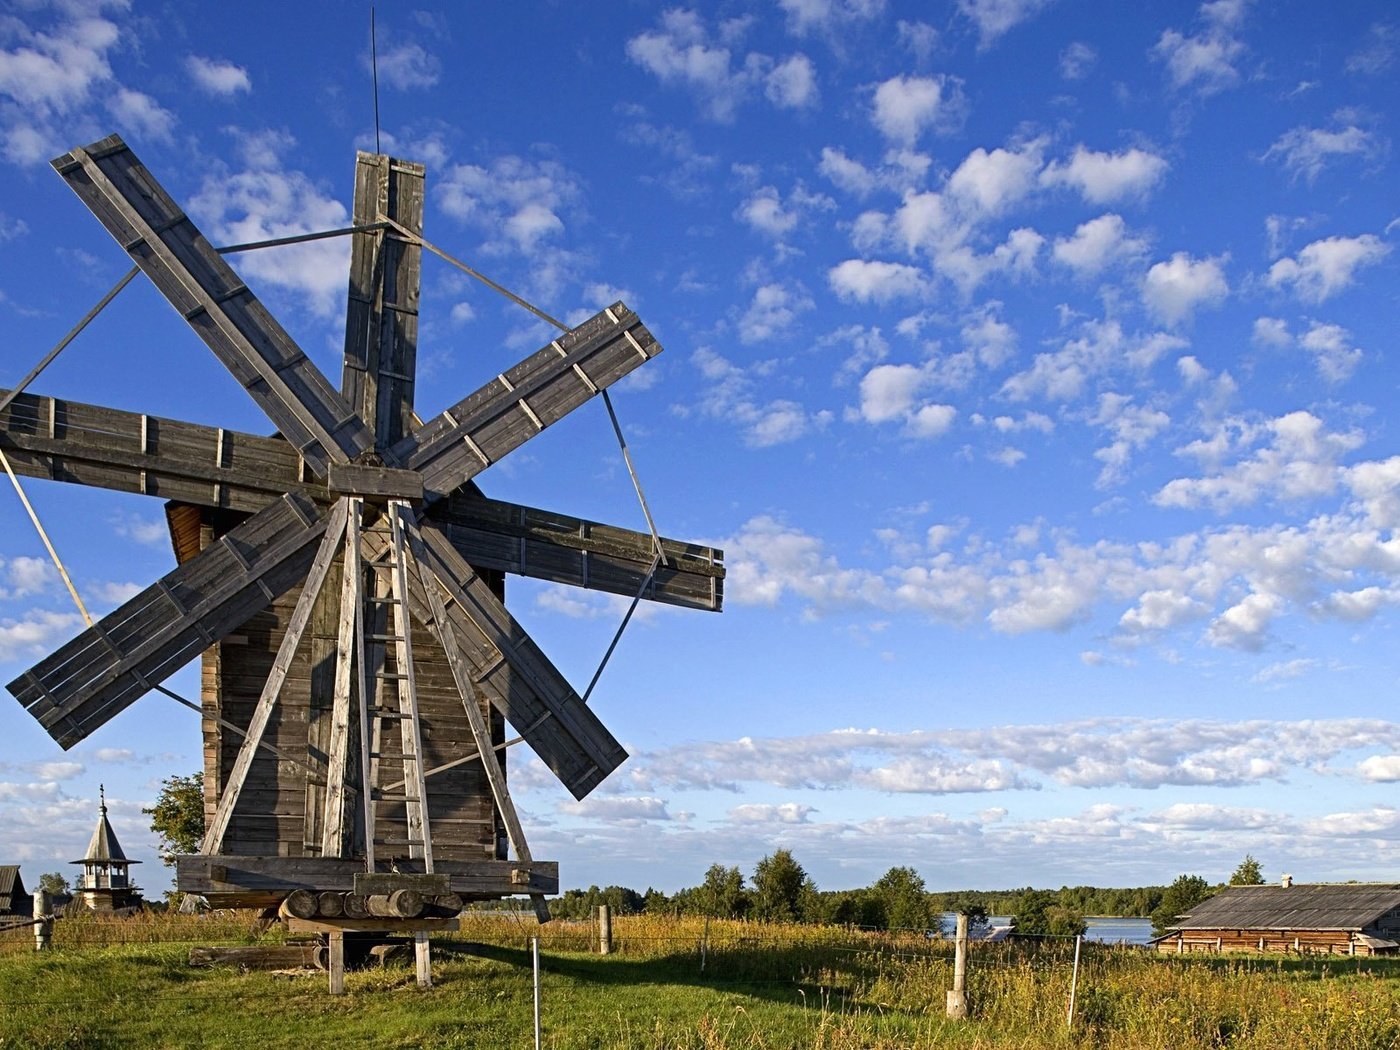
[1,136,724,916]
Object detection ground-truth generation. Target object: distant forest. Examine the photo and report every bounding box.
[523,850,1264,937]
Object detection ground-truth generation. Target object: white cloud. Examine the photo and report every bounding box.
[778,0,886,37]
[737,282,813,343]
[1264,120,1381,183]
[870,74,966,145]
[0,609,84,662]
[373,42,441,91]
[766,53,819,109]
[105,87,175,141]
[1299,322,1363,384]
[438,154,583,256]
[946,139,1045,216]
[729,802,814,824]
[687,348,830,447]
[828,259,928,303]
[1059,41,1096,79]
[858,363,924,423]
[558,795,672,823]
[1358,755,1400,782]
[735,183,832,239]
[1157,410,1362,513]
[1052,214,1149,276]
[191,166,351,318]
[1091,392,1171,488]
[185,55,251,95]
[628,10,804,122]
[957,0,1056,50]
[1345,23,1396,76]
[1041,146,1169,204]
[2,556,53,597]
[1152,1,1250,95]
[1142,252,1228,326]
[1266,234,1390,304]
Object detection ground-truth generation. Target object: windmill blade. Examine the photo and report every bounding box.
[427,487,724,613]
[0,388,313,514]
[400,514,627,801]
[51,135,371,475]
[8,493,329,749]
[388,303,661,501]
[0,388,728,610]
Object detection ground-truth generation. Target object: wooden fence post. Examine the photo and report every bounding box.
[597,904,612,955]
[946,912,969,1018]
[33,888,51,951]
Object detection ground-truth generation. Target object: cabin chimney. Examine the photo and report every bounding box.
[1280,873,1293,888]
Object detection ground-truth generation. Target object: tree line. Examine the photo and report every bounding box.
[545,851,1270,938]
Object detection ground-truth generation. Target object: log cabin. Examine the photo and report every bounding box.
[1155,882,1400,956]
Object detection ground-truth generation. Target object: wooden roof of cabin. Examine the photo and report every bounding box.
[0,865,27,913]
[1171,884,1400,932]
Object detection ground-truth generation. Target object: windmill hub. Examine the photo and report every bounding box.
[326,461,425,503]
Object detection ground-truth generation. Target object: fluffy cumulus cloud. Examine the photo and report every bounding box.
[371,42,442,91]
[1155,410,1362,513]
[853,362,956,438]
[0,7,181,163]
[626,718,1400,796]
[736,281,814,343]
[828,259,927,303]
[870,74,967,145]
[1052,213,1149,276]
[189,140,351,317]
[1152,0,1250,95]
[628,9,819,122]
[1142,252,1229,326]
[957,0,1056,50]
[1266,234,1390,304]
[185,55,251,95]
[685,347,831,447]
[778,0,886,37]
[438,153,584,262]
[1041,146,1169,204]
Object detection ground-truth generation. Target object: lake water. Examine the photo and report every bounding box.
[940,914,1155,946]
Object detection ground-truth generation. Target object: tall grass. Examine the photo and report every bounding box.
[0,909,1397,1047]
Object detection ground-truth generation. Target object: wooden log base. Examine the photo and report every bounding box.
[284,917,460,934]
[189,945,321,970]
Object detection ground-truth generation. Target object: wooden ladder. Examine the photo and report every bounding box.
[362,500,434,875]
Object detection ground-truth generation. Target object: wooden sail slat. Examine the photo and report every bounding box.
[7,494,329,749]
[50,135,371,475]
[406,518,627,800]
[0,389,312,513]
[427,490,725,613]
[388,302,661,500]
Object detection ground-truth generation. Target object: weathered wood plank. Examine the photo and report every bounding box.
[428,490,725,612]
[342,152,423,449]
[8,494,328,748]
[52,135,371,474]
[410,519,627,800]
[176,854,558,896]
[389,303,661,500]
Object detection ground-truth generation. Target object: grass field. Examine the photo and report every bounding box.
[2,912,1398,1048]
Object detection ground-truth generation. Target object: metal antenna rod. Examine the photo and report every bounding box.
[371,7,382,154]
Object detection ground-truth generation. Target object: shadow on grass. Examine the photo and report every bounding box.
[446,939,916,1017]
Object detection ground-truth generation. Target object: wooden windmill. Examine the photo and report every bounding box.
[1,136,723,956]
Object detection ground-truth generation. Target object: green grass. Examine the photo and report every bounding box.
[2,914,1399,1048]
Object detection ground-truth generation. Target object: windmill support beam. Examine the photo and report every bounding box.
[176,855,557,908]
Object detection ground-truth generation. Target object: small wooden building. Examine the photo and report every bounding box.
[70,788,142,912]
[0,866,30,917]
[1156,883,1400,956]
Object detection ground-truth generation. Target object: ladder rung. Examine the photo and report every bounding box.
[365,596,403,605]
[373,672,410,681]
[368,751,419,761]
[374,838,425,846]
[367,633,406,642]
[368,707,409,718]
[373,792,420,802]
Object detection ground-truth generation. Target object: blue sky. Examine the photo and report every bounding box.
[1,0,1398,897]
